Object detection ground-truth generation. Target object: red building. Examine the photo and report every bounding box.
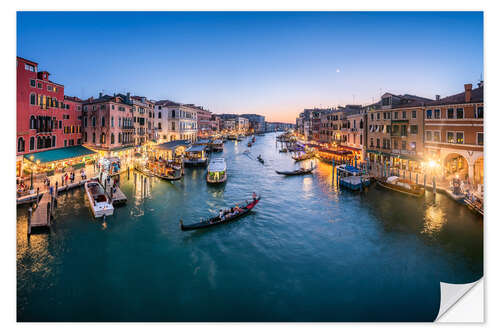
[16,57,84,176]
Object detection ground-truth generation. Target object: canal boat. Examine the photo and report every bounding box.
[279,148,288,153]
[292,151,314,162]
[336,164,371,191]
[464,195,484,216]
[85,180,114,218]
[207,158,227,184]
[257,155,264,164]
[180,196,261,231]
[184,145,208,167]
[211,139,224,152]
[376,176,424,197]
[247,141,253,147]
[276,164,315,176]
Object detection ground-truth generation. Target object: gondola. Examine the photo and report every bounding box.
[257,156,264,164]
[247,142,252,147]
[292,152,314,162]
[279,148,288,153]
[275,166,315,176]
[180,196,261,231]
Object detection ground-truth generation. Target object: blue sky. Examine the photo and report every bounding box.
[17,11,483,122]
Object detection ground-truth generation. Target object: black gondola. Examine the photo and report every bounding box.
[257,156,264,164]
[180,197,261,231]
[275,166,315,176]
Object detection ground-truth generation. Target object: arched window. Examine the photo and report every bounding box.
[30,93,36,105]
[101,133,106,144]
[30,116,36,129]
[118,133,122,143]
[17,137,25,152]
[52,135,56,147]
[111,117,114,127]
[101,116,105,127]
[171,110,175,118]
[92,116,96,127]
[158,112,162,119]
[84,132,87,142]
[29,137,34,150]
[37,136,42,149]
[111,133,115,144]
[359,119,364,129]
[92,132,96,143]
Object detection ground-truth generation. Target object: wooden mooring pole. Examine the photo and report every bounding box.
[27,207,32,236]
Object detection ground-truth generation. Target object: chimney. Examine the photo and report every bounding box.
[99,92,103,98]
[478,80,484,88]
[465,83,472,103]
[127,92,131,101]
[435,95,440,101]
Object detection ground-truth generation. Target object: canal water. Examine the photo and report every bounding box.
[17,133,483,322]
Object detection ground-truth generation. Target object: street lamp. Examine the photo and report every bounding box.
[29,155,34,190]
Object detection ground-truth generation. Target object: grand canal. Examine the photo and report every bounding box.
[17,133,483,322]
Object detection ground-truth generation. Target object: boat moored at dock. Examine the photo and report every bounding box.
[376,176,424,197]
[210,139,224,152]
[336,164,371,191]
[184,145,208,167]
[84,180,114,218]
[207,158,227,184]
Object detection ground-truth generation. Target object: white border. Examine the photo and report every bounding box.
[2,0,497,331]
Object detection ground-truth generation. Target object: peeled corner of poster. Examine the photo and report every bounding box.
[435,278,483,323]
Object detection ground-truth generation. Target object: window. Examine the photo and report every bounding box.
[370,113,374,121]
[111,117,114,127]
[456,132,464,144]
[393,140,398,149]
[456,108,464,119]
[394,112,398,120]
[158,112,162,119]
[59,120,62,129]
[377,113,380,120]
[118,133,122,143]
[24,63,35,72]
[29,137,34,150]
[477,132,484,145]
[30,79,36,87]
[410,142,416,150]
[112,105,115,110]
[426,110,432,119]
[84,132,87,142]
[17,137,25,152]
[30,93,36,105]
[434,109,441,119]
[92,116,96,127]
[171,110,176,118]
[101,116,105,127]
[402,111,407,119]
[158,122,162,130]
[64,140,67,147]
[52,136,56,147]
[433,131,441,142]
[92,132,96,143]
[84,117,87,127]
[401,125,407,136]
[47,85,52,91]
[425,131,432,141]
[410,125,418,134]
[30,116,36,129]
[401,141,406,150]
[172,122,175,131]
[111,133,115,144]
[370,138,374,147]
[376,138,380,148]
[411,110,417,119]
[447,108,454,119]
[447,132,455,143]
[476,106,484,118]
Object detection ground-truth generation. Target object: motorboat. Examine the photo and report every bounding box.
[376,176,424,197]
[85,180,114,218]
[336,164,371,191]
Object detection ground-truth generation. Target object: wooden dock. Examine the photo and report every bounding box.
[28,192,55,235]
[104,181,127,206]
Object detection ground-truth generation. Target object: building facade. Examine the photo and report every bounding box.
[82,93,135,151]
[155,100,197,142]
[241,114,266,133]
[423,83,484,187]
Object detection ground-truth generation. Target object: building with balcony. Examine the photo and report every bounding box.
[131,96,154,145]
[241,114,266,133]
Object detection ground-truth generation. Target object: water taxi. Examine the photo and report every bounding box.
[207,158,227,184]
[376,176,424,197]
[211,139,224,152]
[85,180,114,218]
[336,165,371,191]
[184,145,208,167]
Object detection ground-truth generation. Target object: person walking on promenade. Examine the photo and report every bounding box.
[64,173,69,185]
[61,174,64,186]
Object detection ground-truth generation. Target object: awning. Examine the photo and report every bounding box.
[154,140,191,151]
[24,145,97,164]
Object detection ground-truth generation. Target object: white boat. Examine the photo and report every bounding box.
[207,158,227,184]
[211,139,224,152]
[85,180,114,217]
